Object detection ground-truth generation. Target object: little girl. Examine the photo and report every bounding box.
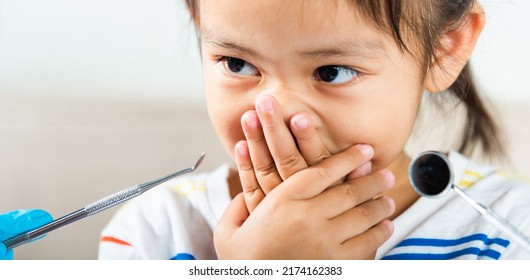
[98,0,530,259]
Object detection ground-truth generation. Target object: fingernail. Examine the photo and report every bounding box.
[358,161,372,176]
[383,220,394,233]
[346,161,372,180]
[243,114,258,129]
[381,170,395,189]
[383,196,396,214]
[359,144,373,157]
[236,141,249,157]
[257,97,274,113]
[292,115,308,130]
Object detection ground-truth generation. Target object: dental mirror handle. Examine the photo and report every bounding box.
[452,184,530,250]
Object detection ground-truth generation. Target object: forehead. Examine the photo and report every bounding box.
[198,0,393,54]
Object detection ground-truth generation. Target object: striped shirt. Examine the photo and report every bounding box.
[98,152,530,259]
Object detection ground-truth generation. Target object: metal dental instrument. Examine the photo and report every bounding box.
[409,151,530,251]
[3,153,205,250]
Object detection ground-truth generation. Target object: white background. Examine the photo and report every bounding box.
[1,0,530,102]
[0,0,203,102]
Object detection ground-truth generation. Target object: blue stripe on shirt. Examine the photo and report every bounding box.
[394,233,509,248]
[170,253,196,260]
[382,247,501,260]
[381,233,510,260]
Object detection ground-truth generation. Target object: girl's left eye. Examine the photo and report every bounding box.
[313,66,359,84]
[220,57,260,76]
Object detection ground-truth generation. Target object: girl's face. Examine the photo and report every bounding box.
[198,0,425,171]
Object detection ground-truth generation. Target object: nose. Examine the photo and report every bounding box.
[255,87,310,125]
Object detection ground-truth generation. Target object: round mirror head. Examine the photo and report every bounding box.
[408,151,453,198]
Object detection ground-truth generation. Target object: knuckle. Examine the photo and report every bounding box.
[307,152,329,166]
[247,132,266,143]
[278,153,302,169]
[344,183,361,204]
[255,162,278,178]
[311,164,331,179]
[357,206,371,220]
[243,182,261,195]
[238,162,254,172]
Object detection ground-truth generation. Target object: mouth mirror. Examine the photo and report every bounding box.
[409,151,453,198]
[408,151,530,250]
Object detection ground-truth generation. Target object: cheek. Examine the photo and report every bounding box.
[204,78,250,160]
[364,70,424,168]
[321,89,422,170]
[369,111,417,168]
[368,100,421,169]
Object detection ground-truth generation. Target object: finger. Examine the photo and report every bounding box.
[0,209,53,249]
[0,243,8,259]
[1,209,53,236]
[290,113,331,166]
[255,95,308,180]
[329,195,395,242]
[315,169,394,219]
[291,113,348,188]
[213,193,249,258]
[346,160,372,180]
[235,140,265,213]
[339,220,394,259]
[214,193,249,238]
[241,110,282,194]
[283,144,374,199]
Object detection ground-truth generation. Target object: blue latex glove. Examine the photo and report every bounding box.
[0,209,53,260]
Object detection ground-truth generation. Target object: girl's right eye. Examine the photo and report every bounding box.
[313,65,359,85]
[219,57,260,77]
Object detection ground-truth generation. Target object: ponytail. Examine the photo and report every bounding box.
[448,63,504,158]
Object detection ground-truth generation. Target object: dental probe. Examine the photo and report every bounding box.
[3,153,205,250]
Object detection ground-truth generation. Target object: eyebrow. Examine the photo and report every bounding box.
[298,40,386,59]
[201,28,260,57]
[201,27,386,59]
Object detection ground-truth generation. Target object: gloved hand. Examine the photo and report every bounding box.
[0,209,53,260]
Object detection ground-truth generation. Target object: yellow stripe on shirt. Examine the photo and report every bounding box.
[458,170,484,188]
[457,169,530,188]
[169,181,206,197]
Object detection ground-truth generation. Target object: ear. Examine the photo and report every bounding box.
[424,3,485,93]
